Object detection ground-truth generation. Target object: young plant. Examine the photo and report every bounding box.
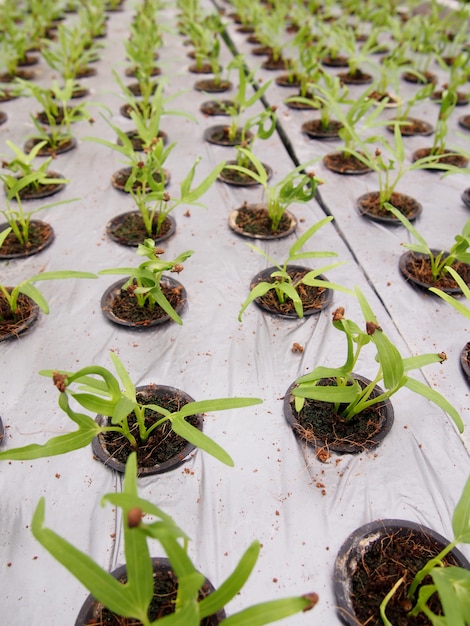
[1,194,77,247]
[238,217,350,320]
[220,55,274,143]
[224,148,320,231]
[1,140,67,197]
[41,22,102,83]
[386,204,470,283]
[0,351,262,466]
[130,156,226,237]
[291,287,463,431]
[32,452,318,625]
[392,81,435,123]
[18,78,98,151]
[379,473,470,625]
[100,238,193,325]
[430,87,459,155]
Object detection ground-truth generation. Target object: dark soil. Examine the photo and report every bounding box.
[0,292,38,340]
[284,94,319,110]
[288,378,387,452]
[321,54,349,68]
[323,151,372,174]
[75,66,97,79]
[104,280,184,327]
[188,62,215,74]
[0,221,54,257]
[351,527,460,625]
[10,170,66,201]
[200,99,236,116]
[252,267,330,316]
[462,188,470,209]
[194,78,231,93]
[17,53,39,67]
[261,56,292,70]
[24,135,76,157]
[219,160,272,186]
[275,73,302,88]
[402,70,437,84]
[0,90,19,103]
[111,167,170,192]
[251,45,273,56]
[125,81,159,97]
[337,69,373,84]
[357,191,421,221]
[0,111,6,125]
[117,129,167,151]
[233,203,293,237]
[204,125,250,146]
[431,89,468,106]
[412,147,468,169]
[367,90,400,105]
[125,65,161,78]
[459,115,470,131]
[401,252,470,292]
[107,212,174,246]
[0,69,35,82]
[96,388,198,469]
[302,119,343,140]
[386,117,433,136]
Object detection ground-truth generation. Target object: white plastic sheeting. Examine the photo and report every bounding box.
[0,1,469,624]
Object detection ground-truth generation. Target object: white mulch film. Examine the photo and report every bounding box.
[1,0,469,624]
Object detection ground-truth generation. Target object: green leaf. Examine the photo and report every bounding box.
[404,377,463,433]
[32,498,148,621]
[199,542,259,617]
[292,382,360,403]
[452,475,470,544]
[432,567,470,626]
[170,417,234,466]
[220,595,317,626]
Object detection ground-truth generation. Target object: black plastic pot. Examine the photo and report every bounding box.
[386,117,433,137]
[75,557,225,625]
[111,166,170,191]
[460,342,470,382]
[462,188,470,210]
[0,220,54,259]
[106,212,176,246]
[334,519,470,626]
[228,204,297,240]
[8,171,67,201]
[399,250,470,295]
[356,192,422,224]
[301,119,343,140]
[24,136,77,156]
[249,265,333,318]
[203,124,252,146]
[218,161,272,186]
[284,375,394,454]
[0,291,40,343]
[92,385,202,475]
[101,276,186,329]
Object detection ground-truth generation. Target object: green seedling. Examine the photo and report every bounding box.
[224,148,320,231]
[100,238,193,325]
[1,195,78,246]
[386,204,470,283]
[1,140,68,197]
[238,217,350,320]
[292,287,463,430]
[18,78,99,151]
[78,0,107,39]
[130,156,226,237]
[32,452,318,625]
[0,351,262,466]
[41,22,102,82]
[380,474,470,625]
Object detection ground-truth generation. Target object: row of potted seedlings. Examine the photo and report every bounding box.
[1,0,470,623]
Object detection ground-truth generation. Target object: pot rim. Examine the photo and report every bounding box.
[250,264,334,318]
[228,204,297,240]
[0,290,40,343]
[91,384,201,475]
[106,211,176,246]
[0,219,55,259]
[283,374,394,453]
[75,556,226,625]
[334,518,470,626]
[356,191,422,224]
[398,249,470,295]
[101,276,186,329]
